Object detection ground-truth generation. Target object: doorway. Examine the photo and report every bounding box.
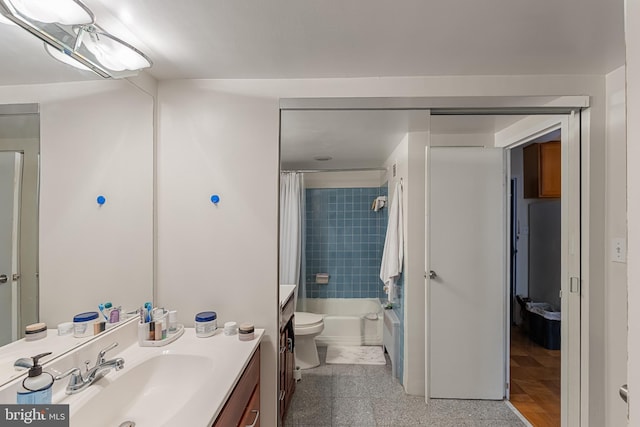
[279,98,586,427]
[508,131,563,426]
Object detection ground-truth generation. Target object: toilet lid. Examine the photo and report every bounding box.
[295,312,323,326]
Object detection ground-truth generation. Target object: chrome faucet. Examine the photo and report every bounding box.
[55,342,124,395]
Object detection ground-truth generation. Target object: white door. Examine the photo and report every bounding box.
[428,147,506,399]
[0,151,20,346]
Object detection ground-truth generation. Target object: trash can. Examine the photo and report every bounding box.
[526,302,561,350]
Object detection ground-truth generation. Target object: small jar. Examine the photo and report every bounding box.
[57,322,73,336]
[195,311,217,338]
[224,321,238,336]
[238,323,255,341]
[73,311,99,338]
[24,323,47,341]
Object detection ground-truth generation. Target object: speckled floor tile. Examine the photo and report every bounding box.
[296,373,333,398]
[286,346,525,427]
[466,419,527,427]
[302,362,334,377]
[331,363,367,377]
[428,399,523,421]
[288,394,332,426]
[333,374,370,397]
[332,397,375,426]
[371,394,431,425]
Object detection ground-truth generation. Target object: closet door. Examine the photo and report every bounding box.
[428,147,506,399]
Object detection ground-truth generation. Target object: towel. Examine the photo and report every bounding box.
[380,181,404,303]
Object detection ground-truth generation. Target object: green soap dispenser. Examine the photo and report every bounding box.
[17,352,54,404]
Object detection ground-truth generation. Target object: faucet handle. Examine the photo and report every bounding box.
[96,342,118,364]
[55,368,82,386]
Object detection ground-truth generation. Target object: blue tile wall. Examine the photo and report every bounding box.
[304,186,388,299]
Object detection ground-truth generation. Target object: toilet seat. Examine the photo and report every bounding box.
[294,312,324,336]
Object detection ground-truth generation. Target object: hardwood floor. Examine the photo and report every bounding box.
[510,325,561,427]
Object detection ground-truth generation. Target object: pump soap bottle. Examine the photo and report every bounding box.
[17,352,54,404]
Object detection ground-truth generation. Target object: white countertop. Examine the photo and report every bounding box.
[280,284,296,308]
[59,327,263,427]
[0,330,93,386]
[0,319,263,427]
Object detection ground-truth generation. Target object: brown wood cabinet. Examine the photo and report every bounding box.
[279,295,296,425]
[523,141,561,198]
[213,347,261,427]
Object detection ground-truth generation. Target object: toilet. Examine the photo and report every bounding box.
[294,312,324,369]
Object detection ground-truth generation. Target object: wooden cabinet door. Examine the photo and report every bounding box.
[284,324,296,414]
[538,142,561,197]
[213,348,260,427]
[523,141,561,198]
[279,330,286,423]
[238,384,260,427]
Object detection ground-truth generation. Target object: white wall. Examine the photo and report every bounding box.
[0,80,154,327]
[156,83,280,425]
[303,170,385,188]
[604,65,628,427]
[430,133,492,147]
[626,2,639,423]
[156,74,607,426]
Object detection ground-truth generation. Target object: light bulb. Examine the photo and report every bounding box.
[7,0,93,25]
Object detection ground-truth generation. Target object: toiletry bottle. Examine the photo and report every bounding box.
[17,352,54,404]
[104,302,113,320]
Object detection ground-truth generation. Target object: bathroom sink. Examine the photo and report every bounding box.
[67,354,213,427]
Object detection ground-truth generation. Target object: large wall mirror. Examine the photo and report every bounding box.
[0,20,154,385]
[0,105,39,347]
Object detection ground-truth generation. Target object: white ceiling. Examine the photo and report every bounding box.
[281,110,411,170]
[0,0,625,168]
[280,111,529,169]
[0,0,626,85]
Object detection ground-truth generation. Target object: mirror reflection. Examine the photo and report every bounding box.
[0,109,39,347]
[0,22,154,385]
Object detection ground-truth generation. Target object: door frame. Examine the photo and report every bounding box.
[0,137,40,337]
[495,113,583,427]
[279,96,589,426]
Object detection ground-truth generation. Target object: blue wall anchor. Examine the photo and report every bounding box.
[210,194,220,205]
[97,195,106,205]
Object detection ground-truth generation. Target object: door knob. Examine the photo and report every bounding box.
[429,270,438,279]
[0,274,7,284]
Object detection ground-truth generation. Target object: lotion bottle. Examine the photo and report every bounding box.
[17,352,54,404]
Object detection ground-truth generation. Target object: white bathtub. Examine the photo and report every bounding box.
[303,298,384,346]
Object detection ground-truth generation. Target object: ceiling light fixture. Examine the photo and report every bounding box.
[0,9,14,24]
[0,0,152,78]
[43,42,90,71]
[7,0,93,25]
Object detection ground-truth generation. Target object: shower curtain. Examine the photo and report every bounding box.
[279,172,306,310]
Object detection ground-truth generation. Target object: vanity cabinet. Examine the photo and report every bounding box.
[212,347,261,427]
[279,294,296,425]
[523,141,561,198]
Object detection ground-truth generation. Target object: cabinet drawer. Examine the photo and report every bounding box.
[213,347,261,427]
[239,384,260,427]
